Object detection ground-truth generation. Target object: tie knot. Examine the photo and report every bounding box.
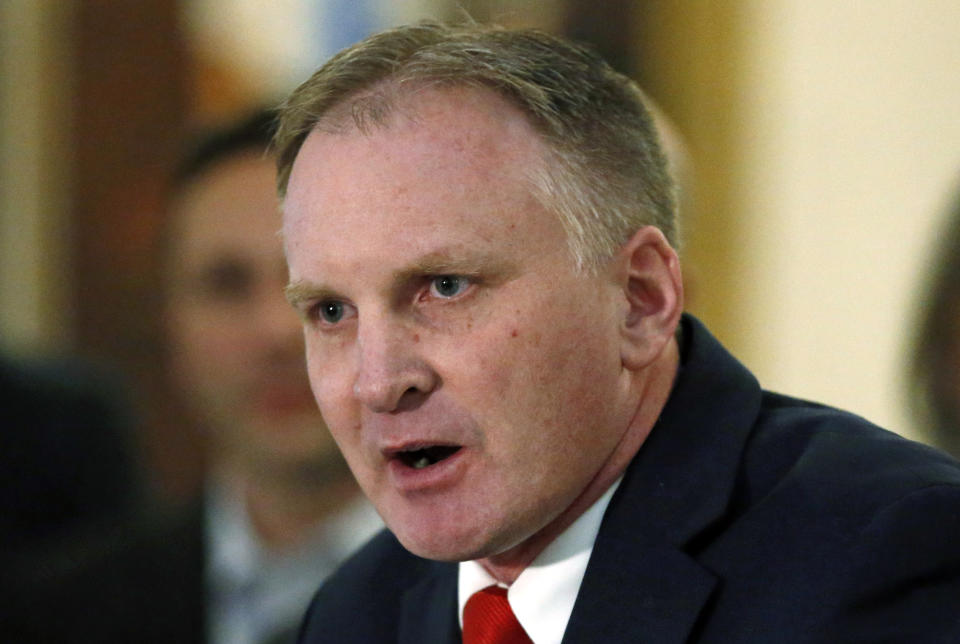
[462,585,532,644]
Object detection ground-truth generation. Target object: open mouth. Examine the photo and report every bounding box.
[395,445,462,470]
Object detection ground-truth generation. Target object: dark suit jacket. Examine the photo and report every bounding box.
[0,354,141,551]
[298,315,960,643]
[3,504,206,643]
[5,500,303,644]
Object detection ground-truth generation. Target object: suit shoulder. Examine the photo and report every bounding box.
[690,394,960,639]
[738,391,960,527]
[323,528,428,591]
[299,529,447,643]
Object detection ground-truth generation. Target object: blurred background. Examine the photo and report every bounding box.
[2,0,959,506]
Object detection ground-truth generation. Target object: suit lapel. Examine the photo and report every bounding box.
[564,316,762,643]
[398,561,460,644]
[563,537,717,644]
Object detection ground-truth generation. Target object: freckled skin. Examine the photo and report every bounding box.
[283,86,674,581]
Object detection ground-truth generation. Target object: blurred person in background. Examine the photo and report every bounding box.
[910,179,960,459]
[8,110,379,644]
[163,108,381,644]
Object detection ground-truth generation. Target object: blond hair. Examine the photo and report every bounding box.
[274,21,676,270]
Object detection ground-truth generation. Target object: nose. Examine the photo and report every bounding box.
[353,316,439,413]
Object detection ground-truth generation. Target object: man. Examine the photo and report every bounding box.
[163,110,381,644]
[10,112,379,644]
[276,23,960,643]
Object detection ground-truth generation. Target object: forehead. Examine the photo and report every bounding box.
[282,86,564,274]
[171,152,281,261]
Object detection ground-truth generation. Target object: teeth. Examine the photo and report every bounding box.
[412,455,431,469]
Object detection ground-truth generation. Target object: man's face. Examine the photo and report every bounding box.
[166,151,338,471]
[283,87,639,561]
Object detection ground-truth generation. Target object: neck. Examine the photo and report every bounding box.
[478,338,680,584]
[223,456,361,552]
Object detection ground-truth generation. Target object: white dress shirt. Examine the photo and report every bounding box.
[458,478,622,644]
[205,479,382,644]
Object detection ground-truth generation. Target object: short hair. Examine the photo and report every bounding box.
[273,21,676,270]
[172,108,278,192]
[161,108,278,291]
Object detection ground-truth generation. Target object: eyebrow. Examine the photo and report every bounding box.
[284,249,515,309]
[284,280,337,311]
[393,250,493,282]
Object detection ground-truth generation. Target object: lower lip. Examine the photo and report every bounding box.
[387,448,468,493]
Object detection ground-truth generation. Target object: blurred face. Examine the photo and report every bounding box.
[166,151,338,472]
[283,87,641,562]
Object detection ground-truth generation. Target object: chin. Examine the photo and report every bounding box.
[396,533,487,563]
[386,513,477,561]
[389,513,524,563]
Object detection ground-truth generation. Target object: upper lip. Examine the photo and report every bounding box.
[365,405,472,464]
[382,440,462,458]
[380,439,465,470]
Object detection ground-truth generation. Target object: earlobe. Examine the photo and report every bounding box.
[617,226,684,371]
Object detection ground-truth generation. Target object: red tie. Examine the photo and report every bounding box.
[462,585,533,644]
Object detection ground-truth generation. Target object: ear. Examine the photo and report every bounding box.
[613,226,684,371]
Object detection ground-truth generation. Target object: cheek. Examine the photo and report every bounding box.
[467,299,623,454]
[452,320,591,425]
[305,335,359,436]
[505,295,617,381]
[169,314,228,385]
[173,307,254,364]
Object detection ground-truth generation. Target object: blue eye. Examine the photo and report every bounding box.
[318,301,345,323]
[430,275,469,298]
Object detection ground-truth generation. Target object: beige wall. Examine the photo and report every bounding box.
[0,1,74,356]
[732,1,960,439]
[4,1,960,443]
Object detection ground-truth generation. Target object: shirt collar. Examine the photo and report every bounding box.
[458,477,621,644]
[204,474,383,642]
[205,474,259,589]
